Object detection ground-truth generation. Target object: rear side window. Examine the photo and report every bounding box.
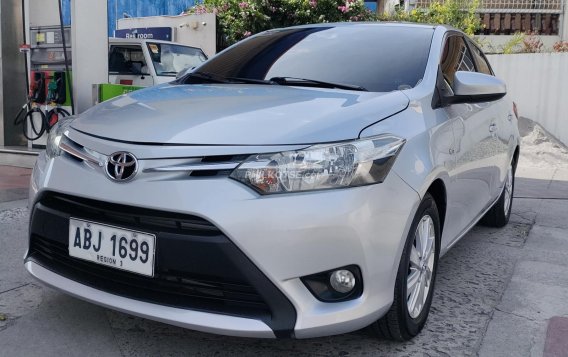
[440,36,476,86]
[468,42,493,75]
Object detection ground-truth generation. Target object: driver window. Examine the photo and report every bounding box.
[440,36,476,87]
[109,45,149,75]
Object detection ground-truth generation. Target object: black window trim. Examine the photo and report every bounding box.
[441,31,495,76]
[439,32,468,85]
[463,38,495,76]
[433,31,476,109]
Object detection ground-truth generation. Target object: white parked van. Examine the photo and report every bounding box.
[108,38,208,86]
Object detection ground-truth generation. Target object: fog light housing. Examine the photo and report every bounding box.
[301,265,363,302]
[330,270,356,293]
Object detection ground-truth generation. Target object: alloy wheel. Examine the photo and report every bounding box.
[407,215,436,319]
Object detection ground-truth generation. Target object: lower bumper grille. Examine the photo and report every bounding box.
[27,191,296,336]
[29,235,269,318]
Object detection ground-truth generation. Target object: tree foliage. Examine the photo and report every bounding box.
[187,0,375,48]
[382,0,481,35]
[186,0,482,49]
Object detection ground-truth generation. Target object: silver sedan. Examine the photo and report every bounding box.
[27,22,519,341]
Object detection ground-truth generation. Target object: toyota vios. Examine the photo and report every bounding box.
[26,23,519,340]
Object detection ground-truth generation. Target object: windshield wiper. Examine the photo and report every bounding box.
[184,71,234,83]
[225,77,276,85]
[270,77,368,92]
[184,72,275,85]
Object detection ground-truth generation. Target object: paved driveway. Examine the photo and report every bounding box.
[1,144,567,356]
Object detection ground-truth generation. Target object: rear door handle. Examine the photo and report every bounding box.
[489,123,498,132]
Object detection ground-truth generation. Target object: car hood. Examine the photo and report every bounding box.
[72,83,409,145]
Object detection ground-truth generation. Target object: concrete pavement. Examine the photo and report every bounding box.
[0,148,567,356]
[0,165,30,203]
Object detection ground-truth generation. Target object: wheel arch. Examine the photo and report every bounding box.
[513,145,520,171]
[425,179,447,235]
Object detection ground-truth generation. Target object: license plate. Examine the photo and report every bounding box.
[68,218,156,277]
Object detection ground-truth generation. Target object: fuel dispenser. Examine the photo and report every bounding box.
[19,26,72,147]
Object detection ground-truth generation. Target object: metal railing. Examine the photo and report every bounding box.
[411,0,565,34]
[413,0,565,13]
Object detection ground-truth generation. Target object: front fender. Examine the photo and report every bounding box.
[359,104,453,199]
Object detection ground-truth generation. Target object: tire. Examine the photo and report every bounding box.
[371,193,441,341]
[479,162,515,228]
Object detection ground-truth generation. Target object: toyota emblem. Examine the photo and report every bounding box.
[105,152,138,182]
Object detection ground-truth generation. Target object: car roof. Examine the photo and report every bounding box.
[274,21,459,33]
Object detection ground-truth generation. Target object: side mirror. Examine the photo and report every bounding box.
[437,71,507,107]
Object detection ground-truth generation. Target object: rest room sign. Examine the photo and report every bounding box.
[114,27,174,41]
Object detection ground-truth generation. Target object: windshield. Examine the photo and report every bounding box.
[183,25,434,92]
[147,43,208,76]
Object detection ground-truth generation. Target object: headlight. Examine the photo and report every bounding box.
[46,117,75,158]
[230,135,405,194]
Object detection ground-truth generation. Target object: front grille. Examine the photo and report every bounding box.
[39,192,220,236]
[61,135,247,178]
[29,235,269,319]
[27,192,297,335]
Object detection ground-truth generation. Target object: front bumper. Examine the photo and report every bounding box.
[25,261,275,337]
[27,136,420,338]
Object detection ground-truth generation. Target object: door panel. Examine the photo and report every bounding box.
[466,39,512,199]
[109,74,154,87]
[436,35,502,247]
[442,102,497,246]
[489,98,515,198]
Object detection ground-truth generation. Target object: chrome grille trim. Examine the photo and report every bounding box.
[59,138,104,167]
[60,135,244,176]
[143,161,240,173]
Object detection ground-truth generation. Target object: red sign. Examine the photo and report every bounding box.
[19,44,31,53]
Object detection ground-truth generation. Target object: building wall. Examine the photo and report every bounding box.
[55,0,198,36]
[488,52,568,146]
[477,34,562,53]
[108,0,198,36]
[117,13,216,57]
[29,0,201,40]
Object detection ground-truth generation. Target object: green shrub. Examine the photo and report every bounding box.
[186,0,481,49]
[501,32,525,54]
[499,32,545,54]
[382,0,481,36]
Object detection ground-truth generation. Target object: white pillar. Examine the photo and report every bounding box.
[71,0,108,113]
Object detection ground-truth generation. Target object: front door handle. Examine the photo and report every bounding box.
[489,123,498,133]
